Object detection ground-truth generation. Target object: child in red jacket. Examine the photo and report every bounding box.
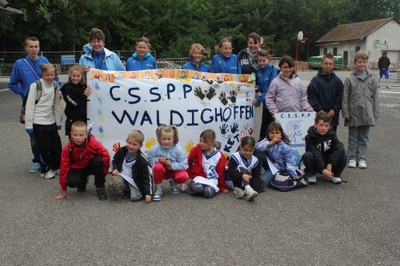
[55,121,110,200]
[186,129,228,198]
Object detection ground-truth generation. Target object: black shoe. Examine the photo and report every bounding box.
[96,187,108,201]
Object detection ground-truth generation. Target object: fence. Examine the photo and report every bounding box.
[0,50,192,76]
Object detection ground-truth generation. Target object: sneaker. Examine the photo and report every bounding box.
[331,177,342,184]
[44,169,56,179]
[233,187,245,199]
[245,187,258,201]
[152,186,163,201]
[358,160,367,169]
[169,180,180,195]
[307,175,317,184]
[96,187,108,201]
[54,169,60,175]
[348,160,357,168]
[29,162,41,173]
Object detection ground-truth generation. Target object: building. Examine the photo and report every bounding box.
[316,18,400,67]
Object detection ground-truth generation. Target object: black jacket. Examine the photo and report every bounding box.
[307,70,343,127]
[61,82,87,120]
[378,56,390,71]
[112,147,153,196]
[237,48,259,74]
[304,126,345,172]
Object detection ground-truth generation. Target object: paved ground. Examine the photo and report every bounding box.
[1,71,400,265]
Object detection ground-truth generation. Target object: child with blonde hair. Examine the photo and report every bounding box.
[108,130,153,202]
[25,64,62,179]
[61,64,92,136]
[342,51,379,169]
[210,38,241,74]
[182,43,209,72]
[148,125,188,201]
[186,129,228,198]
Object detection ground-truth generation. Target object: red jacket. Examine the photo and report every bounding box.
[187,144,227,191]
[59,135,110,191]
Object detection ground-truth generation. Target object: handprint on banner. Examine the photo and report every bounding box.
[112,142,121,152]
[145,137,157,149]
[223,137,236,153]
[219,92,228,105]
[219,123,229,135]
[228,90,237,103]
[206,87,216,100]
[230,123,239,134]
[185,141,194,153]
[194,87,206,100]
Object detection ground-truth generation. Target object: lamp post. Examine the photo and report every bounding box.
[295,31,308,71]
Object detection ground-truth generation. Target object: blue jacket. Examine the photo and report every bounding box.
[126,52,157,71]
[307,70,343,127]
[147,143,188,171]
[79,44,125,71]
[210,53,241,74]
[256,138,297,177]
[255,64,278,108]
[9,56,52,98]
[182,60,209,72]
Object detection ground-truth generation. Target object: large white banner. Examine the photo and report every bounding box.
[87,69,256,158]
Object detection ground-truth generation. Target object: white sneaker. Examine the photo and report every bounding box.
[233,187,245,199]
[152,186,163,201]
[307,175,317,184]
[245,187,258,201]
[348,160,357,168]
[358,160,367,169]
[44,169,56,179]
[169,180,180,195]
[331,177,342,184]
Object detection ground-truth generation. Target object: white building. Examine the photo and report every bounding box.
[316,17,400,68]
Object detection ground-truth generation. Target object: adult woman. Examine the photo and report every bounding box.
[79,28,125,72]
[237,32,262,74]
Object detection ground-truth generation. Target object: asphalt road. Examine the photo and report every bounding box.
[1,72,400,265]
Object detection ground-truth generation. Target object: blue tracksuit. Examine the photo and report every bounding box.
[126,52,157,71]
[255,64,278,109]
[182,60,209,72]
[210,54,241,74]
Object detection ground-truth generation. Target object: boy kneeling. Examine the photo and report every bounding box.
[302,111,346,184]
[55,121,110,200]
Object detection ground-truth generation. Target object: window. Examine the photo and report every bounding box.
[323,48,328,54]
[333,48,337,56]
[355,46,360,52]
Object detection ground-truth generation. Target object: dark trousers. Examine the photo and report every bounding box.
[302,151,346,177]
[259,108,274,141]
[66,156,105,189]
[33,124,62,170]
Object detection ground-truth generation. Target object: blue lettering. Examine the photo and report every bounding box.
[170,110,184,126]
[140,111,153,125]
[201,108,213,124]
[111,110,138,125]
[150,87,161,102]
[167,83,175,99]
[214,108,223,122]
[187,109,199,126]
[183,84,192,99]
[127,87,140,104]
[109,85,121,101]
[222,107,232,122]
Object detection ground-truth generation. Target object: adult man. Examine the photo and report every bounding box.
[79,28,125,72]
[8,36,58,173]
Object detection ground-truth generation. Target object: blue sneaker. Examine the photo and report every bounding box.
[29,162,41,173]
[169,180,180,195]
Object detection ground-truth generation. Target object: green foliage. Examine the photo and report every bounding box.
[1,0,399,58]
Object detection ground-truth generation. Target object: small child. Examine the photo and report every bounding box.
[254,50,278,140]
[24,64,62,179]
[182,43,209,72]
[126,37,157,71]
[342,51,379,169]
[61,64,92,136]
[186,129,228,198]
[210,38,241,74]
[256,121,298,187]
[147,125,189,201]
[107,130,152,202]
[266,55,313,116]
[302,111,346,184]
[307,54,343,132]
[227,136,260,201]
[55,121,110,201]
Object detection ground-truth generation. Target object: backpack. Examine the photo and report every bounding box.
[269,170,308,192]
[19,81,56,124]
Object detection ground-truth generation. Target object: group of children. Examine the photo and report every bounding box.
[21,31,378,202]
